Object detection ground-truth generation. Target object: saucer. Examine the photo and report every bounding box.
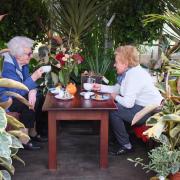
[49,88,60,94]
[80,92,94,96]
[91,94,109,101]
[55,94,74,100]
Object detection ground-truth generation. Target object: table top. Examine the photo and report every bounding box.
[42,92,117,111]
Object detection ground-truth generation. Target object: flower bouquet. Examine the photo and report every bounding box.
[55,45,83,87]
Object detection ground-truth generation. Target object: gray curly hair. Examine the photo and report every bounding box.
[7,36,34,57]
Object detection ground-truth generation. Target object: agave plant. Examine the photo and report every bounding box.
[43,0,109,47]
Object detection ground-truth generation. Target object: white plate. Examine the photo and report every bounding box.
[91,94,109,101]
[49,88,60,94]
[80,92,94,96]
[55,94,74,100]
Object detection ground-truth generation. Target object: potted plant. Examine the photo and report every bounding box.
[128,143,180,180]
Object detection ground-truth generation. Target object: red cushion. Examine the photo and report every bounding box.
[132,125,149,142]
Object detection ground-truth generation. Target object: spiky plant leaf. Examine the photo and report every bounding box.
[48,0,109,46]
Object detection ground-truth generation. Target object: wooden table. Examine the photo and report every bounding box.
[42,92,117,170]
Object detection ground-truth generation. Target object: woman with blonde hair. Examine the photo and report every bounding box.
[93,45,163,155]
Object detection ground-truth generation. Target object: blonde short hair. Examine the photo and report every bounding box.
[114,45,139,67]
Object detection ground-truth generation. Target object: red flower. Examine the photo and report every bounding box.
[55,53,65,66]
[72,54,84,64]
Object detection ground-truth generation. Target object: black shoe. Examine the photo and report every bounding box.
[23,141,41,150]
[30,135,48,143]
[110,146,134,156]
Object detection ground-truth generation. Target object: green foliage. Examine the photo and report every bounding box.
[108,0,166,45]
[84,43,113,76]
[128,144,180,178]
[0,0,49,42]
[44,0,109,47]
[0,107,26,180]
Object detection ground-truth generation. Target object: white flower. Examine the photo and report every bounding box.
[65,54,70,58]
[62,57,67,61]
[56,63,61,68]
[61,47,66,53]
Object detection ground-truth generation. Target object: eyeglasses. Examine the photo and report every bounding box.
[24,51,33,57]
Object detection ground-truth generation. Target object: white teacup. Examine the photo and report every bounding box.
[83,83,93,91]
[41,65,51,73]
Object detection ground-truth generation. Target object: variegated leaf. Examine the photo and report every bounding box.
[131,104,159,126]
[143,120,166,139]
[6,114,25,130]
[8,130,30,145]
[0,78,29,91]
[169,124,180,138]
[1,170,11,180]
[4,92,32,108]
[0,107,7,131]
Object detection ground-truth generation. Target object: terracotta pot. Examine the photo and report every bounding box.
[169,172,180,180]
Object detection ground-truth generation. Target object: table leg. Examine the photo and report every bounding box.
[100,113,109,168]
[48,112,57,170]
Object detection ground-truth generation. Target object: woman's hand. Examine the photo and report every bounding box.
[110,93,118,100]
[28,89,37,110]
[92,83,101,91]
[31,67,44,81]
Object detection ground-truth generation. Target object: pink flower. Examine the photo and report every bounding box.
[72,54,84,64]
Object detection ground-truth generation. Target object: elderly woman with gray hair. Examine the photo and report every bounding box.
[93,45,163,155]
[0,36,47,150]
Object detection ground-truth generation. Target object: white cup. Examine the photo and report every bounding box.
[84,92,91,99]
[58,89,64,98]
[41,65,51,73]
[83,83,93,91]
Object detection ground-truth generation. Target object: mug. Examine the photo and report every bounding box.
[83,83,93,91]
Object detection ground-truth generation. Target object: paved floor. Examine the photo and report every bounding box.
[13,121,154,180]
